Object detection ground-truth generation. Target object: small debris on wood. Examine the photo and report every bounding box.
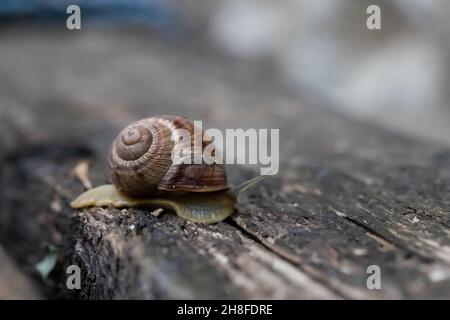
[352,248,368,256]
[70,159,93,189]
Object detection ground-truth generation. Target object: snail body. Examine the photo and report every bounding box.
[71,115,264,223]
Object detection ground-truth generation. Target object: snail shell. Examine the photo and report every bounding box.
[108,115,228,197]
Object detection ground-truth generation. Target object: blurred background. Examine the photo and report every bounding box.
[1,0,449,149]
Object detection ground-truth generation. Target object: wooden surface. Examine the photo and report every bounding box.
[1,28,450,299]
[0,247,41,299]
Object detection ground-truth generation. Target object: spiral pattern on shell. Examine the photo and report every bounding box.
[108,115,228,197]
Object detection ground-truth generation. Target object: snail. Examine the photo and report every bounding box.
[71,115,265,224]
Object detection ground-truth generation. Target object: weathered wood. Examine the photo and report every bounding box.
[1,28,450,299]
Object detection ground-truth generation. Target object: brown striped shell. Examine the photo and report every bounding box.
[107,115,228,197]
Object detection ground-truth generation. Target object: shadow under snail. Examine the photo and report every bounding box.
[71,115,265,224]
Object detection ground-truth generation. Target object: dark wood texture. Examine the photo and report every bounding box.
[1,28,450,299]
